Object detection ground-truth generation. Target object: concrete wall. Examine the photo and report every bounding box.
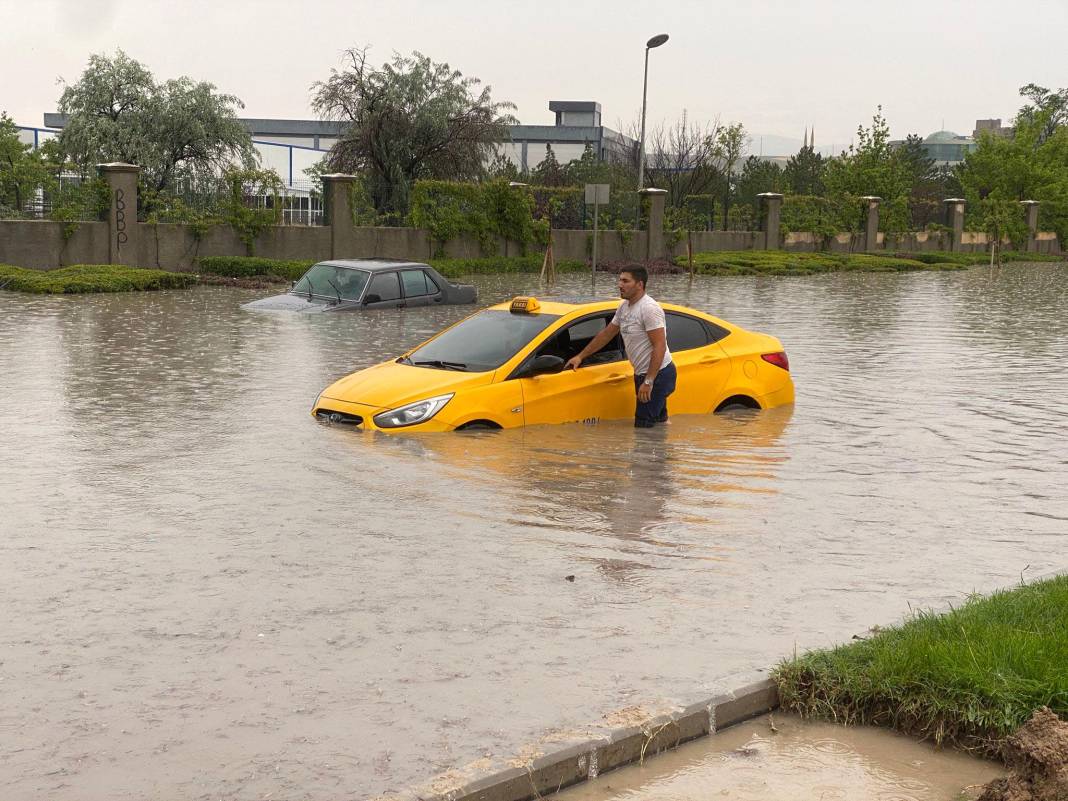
[0,220,109,268]
[0,219,1060,272]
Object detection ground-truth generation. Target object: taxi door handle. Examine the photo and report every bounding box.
[699,356,724,364]
[606,373,629,383]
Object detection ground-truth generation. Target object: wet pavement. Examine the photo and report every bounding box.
[1,265,1065,799]
[559,713,1003,801]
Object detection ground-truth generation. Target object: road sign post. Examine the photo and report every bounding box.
[585,183,611,284]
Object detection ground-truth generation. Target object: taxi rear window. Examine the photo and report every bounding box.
[407,310,560,372]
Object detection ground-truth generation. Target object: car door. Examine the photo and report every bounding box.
[518,314,636,426]
[399,269,441,307]
[363,271,404,309]
[665,311,732,414]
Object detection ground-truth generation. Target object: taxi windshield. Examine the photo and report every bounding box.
[406,309,559,372]
[292,264,370,302]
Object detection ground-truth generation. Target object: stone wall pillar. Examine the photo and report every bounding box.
[1020,200,1040,252]
[943,198,965,252]
[757,193,783,250]
[861,196,881,251]
[97,163,140,266]
[322,173,358,259]
[640,188,668,259]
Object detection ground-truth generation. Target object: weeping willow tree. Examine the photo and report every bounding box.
[311,48,517,216]
[55,50,255,193]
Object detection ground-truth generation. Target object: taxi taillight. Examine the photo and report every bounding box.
[761,351,790,371]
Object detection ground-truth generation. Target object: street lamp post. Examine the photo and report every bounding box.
[637,33,669,193]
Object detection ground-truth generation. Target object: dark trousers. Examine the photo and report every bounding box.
[633,362,677,428]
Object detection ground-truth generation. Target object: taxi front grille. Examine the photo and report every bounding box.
[315,408,364,426]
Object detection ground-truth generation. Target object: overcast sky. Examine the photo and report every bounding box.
[2,0,1064,156]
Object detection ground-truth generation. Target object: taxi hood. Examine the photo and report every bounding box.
[320,360,494,409]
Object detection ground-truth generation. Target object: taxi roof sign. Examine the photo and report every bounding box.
[509,296,541,314]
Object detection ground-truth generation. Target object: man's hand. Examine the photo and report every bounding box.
[637,381,652,403]
[565,355,583,371]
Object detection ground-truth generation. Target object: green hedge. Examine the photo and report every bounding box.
[196,256,314,281]
[780,195,864,239]
[0,264,197,294]
[410,180,538,255]
[677,251,967,276]
[676,250,1061,276]
[428,255,586,278]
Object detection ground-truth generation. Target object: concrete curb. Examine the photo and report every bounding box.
[405,678,778,801]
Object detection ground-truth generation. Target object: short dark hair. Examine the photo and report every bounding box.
[621,266,648,288]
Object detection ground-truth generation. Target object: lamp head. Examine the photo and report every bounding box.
[646,33,669,49]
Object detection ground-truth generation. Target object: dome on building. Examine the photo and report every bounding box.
[924,130,965,144]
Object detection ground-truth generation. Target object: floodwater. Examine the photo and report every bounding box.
[0,264,1065,800]
[560,713,1003,801]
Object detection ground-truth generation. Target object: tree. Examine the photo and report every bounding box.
[56,50,254,193]
[959,113,1068,244]
[783,144,824,195]
[0,112,51,215]
[735,156,785,210]
[486,149,521,181]
[895,134,936,188]
[823,107,911,201]
[1016,83,1068,145]
[645,116,724,208]
[311,48,516,215]
[531,144,567,186]
[710,122,749,228]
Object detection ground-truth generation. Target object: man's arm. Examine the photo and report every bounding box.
[565,322,620,370]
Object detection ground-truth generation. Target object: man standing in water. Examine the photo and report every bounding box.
[565,267,676,427]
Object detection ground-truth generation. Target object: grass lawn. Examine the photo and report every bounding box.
[773,574,1068,756]
[0,264,198,293]
[674,250,1063,276]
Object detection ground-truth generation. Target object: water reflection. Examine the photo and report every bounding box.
[355,406,792,563]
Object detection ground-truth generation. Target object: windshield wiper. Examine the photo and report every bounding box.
[327,279,343,304]
[411,359,468,371]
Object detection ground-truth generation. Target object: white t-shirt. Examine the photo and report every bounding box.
[611,294,673,376]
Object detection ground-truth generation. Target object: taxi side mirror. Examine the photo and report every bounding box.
[363,293,382,305]
[520,354,565,378]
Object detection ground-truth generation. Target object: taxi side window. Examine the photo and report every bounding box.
[367,271,401,301]
[538,314,624,365]
[666,312,711,351]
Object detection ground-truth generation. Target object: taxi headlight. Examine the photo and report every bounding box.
[373,393,454,429]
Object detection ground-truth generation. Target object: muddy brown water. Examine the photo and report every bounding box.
[559,713,1003,801]
[1,265,1065,800]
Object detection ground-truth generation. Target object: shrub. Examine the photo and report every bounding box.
[676,250,969,276]
[0,263,197,294]
[196,256,314,281]
[409,180,583,256]
[781,194,863,240]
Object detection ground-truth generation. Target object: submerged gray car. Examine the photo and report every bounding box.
[240,259,478,312]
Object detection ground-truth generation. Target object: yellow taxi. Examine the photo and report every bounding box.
[312,296,794,432]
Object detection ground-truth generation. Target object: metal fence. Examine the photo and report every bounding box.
[137,177,325,226]
[0,174,108,222]
[265,179,323,226]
